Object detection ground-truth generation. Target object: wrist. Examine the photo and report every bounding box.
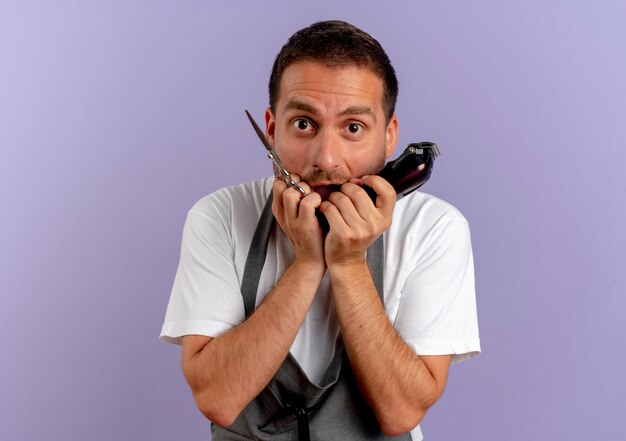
[327,259,369,278]
[291,256,326,279]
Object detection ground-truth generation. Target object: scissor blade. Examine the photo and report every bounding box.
[245,109,307,196]
[245,110,273,152]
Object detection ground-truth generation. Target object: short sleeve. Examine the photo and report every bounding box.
[159,208,246,345]
[393,215,481,364]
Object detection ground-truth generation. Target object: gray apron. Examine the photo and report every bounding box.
[212,194,412,441]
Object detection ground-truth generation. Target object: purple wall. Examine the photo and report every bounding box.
[1,1,624,439]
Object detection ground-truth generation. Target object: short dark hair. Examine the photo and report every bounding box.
[269,20,398,122]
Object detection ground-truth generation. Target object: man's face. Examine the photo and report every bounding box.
[265,61,398,200]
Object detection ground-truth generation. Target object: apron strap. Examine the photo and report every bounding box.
[242,193,275,317]
[242,192,385,317]
[368,234,385,302]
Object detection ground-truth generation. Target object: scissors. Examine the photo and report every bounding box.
[245,110,307,196]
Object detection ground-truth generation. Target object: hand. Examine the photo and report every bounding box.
[320,175,396,267]
[272,175,325,269]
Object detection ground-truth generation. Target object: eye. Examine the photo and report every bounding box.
[347,123,362,134]
[292,118,316,133]
[343,122,365,138]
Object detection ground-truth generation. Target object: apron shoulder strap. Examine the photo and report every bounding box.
[242,192,275,317]
[367,234,385,302]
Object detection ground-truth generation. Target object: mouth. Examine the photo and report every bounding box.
[310,184,343,201]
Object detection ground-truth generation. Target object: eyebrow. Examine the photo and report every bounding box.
[284,99,319,115]
[284,99,377,123]
[338,105,377,123]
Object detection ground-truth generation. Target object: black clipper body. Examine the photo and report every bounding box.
[377,141,441,200]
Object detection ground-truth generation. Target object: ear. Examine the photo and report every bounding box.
[265,107,276,145]
[384,115,399,159]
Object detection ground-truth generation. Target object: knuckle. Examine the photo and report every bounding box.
[302,191,319,203]
[330,192,348,204]
[282,187,297,202]
[273,179,286,191]
[341,182,357,194]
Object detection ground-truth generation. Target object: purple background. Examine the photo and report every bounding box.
[1,1,624,439]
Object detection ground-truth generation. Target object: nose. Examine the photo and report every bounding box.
[311,129,341,172]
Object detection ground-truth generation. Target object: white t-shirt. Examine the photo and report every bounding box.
[160,177,480,440]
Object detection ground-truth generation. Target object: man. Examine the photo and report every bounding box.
[161,20,480,440]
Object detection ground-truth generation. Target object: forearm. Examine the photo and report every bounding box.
[328,261,447,435]
[183,259,324,427]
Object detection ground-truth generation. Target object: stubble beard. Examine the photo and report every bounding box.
[301,149,386,201]
[302,148,387,186]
